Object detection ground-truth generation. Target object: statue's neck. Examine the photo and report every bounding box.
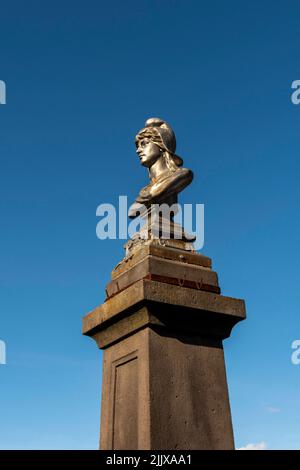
[149,156,169,182]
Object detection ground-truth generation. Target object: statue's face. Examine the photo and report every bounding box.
[136,137,161,167]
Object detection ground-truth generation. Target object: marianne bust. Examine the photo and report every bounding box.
[129,118,193,218]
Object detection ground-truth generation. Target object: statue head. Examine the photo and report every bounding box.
[135,118,183,171]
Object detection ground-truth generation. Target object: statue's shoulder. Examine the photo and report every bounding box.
[172,167,193,184]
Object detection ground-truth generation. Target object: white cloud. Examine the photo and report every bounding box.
[266,406,280,413]
[237,441,267,450]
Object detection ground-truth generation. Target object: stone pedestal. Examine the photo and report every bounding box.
[82,242,246,450]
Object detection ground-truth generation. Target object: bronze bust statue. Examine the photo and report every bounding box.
[126,117,195,255]
[129,118,193,217]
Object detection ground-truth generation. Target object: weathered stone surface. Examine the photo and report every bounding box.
[112,242,212,279]
[100,327,234,450]
[147,328,234,450]
[83,279,245,345]
[106,255,220,299]
[82,244,246,450]
[100,329,150,450]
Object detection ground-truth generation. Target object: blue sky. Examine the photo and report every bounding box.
[0,0,300,449]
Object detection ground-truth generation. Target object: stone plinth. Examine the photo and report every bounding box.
[82,242,246,450]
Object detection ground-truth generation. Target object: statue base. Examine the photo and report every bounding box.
[82,241,246,450]
[125,208,196,257]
